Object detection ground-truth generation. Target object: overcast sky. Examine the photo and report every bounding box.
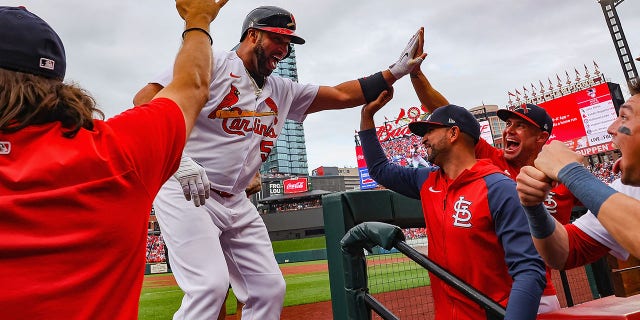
[8,0,640,171]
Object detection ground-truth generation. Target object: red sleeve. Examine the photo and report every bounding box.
[564,223,611,270]
[106,98,186,194]
[475,138,503,161]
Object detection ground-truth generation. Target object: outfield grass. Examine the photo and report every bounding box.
[139,254,429,319]
[271,236,326,253]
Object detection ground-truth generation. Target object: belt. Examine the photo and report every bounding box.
[210,187,234,198]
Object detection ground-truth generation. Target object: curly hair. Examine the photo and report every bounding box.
[630,79,640,96]
[0,68,104,138]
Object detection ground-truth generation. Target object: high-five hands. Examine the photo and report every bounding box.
[389,27,427,79]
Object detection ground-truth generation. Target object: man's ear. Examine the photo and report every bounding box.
[537,130,550,144]
[450,126,459,141]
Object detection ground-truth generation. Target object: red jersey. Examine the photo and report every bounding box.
[0,98,185,319]
[475,138,579,295]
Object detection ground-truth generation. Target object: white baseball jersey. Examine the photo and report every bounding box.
[155,51,319,194]
[573,178,640,261]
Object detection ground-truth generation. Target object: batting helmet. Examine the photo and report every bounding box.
[240,6,305,45]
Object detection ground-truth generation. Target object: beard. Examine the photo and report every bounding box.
[253,40,274,78]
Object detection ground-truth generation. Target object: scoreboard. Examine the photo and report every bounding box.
[538,83,621,156]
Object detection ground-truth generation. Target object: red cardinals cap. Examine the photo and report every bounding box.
[240,6,305,45]
[497,103,553,134]
[0,6,66,80]
[408,105,481,144]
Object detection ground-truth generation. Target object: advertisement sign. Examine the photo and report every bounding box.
[355,145,367,168]
[283,177,308,194]
[358,168,378,190]
[355,145,378,190]
[268,182,283,195]
[538,83,617,156]
[478,120,494,146]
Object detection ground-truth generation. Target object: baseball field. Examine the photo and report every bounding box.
[139,236,432,319]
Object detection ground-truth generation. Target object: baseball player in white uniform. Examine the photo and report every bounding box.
[134,6,426,319]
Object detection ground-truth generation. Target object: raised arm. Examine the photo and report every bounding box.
[410,69,449,113]
[145,0,229,139]
[408,27,449,113]
[306,28,426,114]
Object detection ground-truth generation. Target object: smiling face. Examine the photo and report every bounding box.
[421,126,453,166]
[249,29,291,78]
[502,116,549,168]
[607,94,640,186]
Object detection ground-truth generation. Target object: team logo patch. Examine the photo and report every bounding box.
[0,141,11,155]
[543,192,558,215]
[39,58,55,70]
[452,196,472,228]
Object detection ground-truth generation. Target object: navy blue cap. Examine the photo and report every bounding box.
[408,104,481,144]
[0,6,66,80]
[497,103,553,134]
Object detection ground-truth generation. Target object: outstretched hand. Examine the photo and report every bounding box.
[389,27,427,80]
[176,0,230,27]
[360,88,394,131]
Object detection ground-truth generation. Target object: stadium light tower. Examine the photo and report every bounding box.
[597,0,639,90]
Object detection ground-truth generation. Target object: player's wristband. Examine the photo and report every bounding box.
[182,27,213,45]
[523,203,557,239]
[558,162,617,217]
[358,71,389,103]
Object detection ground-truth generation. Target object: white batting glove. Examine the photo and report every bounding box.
[173,155,211,207]
[389,28,425,79]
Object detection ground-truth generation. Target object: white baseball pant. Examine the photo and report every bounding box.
[154,178,285,320]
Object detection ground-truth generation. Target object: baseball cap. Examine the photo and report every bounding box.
[408,104,481,144]
[497,103,553,134]
[0,6,66,80]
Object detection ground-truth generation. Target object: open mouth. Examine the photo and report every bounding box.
[268,56,281,70]
[613,158,622,175]
[504,139,520,152]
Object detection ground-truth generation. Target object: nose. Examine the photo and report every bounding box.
[607,118,619,136]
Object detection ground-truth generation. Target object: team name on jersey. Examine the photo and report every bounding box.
[221,117,278,138]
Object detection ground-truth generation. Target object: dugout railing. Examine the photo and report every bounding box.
[322,189,605,320]
[341,221,506,320]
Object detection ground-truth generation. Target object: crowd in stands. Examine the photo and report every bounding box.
[146,235,166,263]
[588,158,620,184]
[403,227,428,240]
[271,199,322,212]
[380,134,428,167]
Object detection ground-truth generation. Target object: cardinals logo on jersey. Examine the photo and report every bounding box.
[207,83,280,138]
[543,192,558,215]
[207,83,280,160]
[208,84,241,119]
[452,196,473,228]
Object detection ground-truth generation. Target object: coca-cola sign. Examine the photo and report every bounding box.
[283,177,308,194]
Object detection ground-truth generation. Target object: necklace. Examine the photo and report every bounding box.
[245,68,263,97]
